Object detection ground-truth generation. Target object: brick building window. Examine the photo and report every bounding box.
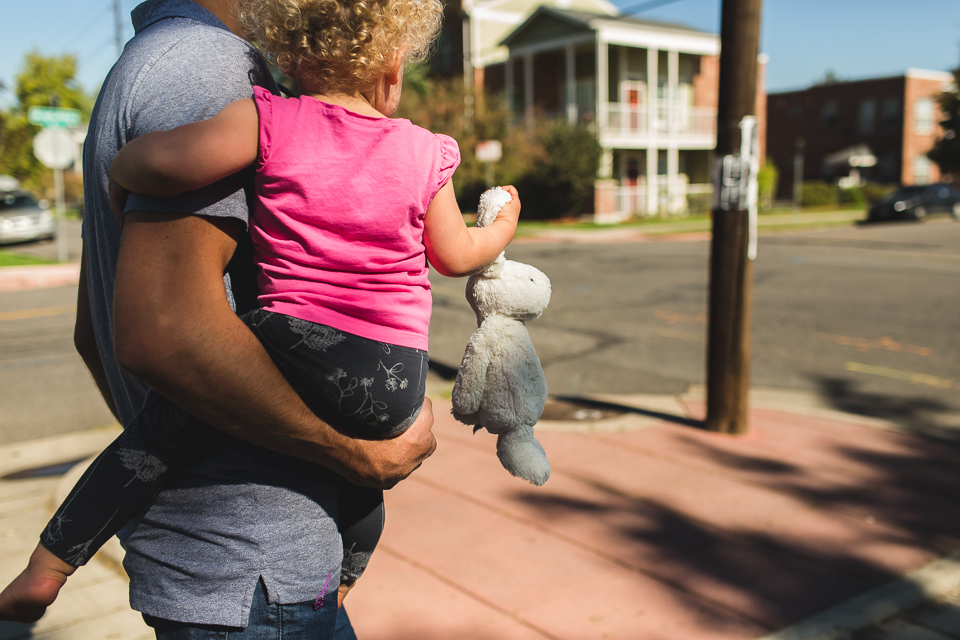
[859,100,876,134]
[822,101,838,127]
[882,98,900,133]
[913,155,933,184]
[915,98,935,135]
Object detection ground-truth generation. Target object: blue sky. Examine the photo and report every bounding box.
[1,0,959,107]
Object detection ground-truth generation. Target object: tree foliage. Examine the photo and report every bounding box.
[0,51,91,198]
[395,75,601,217]
[928,67,960,176]
[757,160,778,210]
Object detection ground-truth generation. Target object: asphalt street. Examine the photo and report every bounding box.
[430,218,960,438]
[1,217,958,446]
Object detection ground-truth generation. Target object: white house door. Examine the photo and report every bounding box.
[620,81,645,133]
[621,151,646,215]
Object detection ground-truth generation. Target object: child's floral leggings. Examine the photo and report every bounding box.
[41,308,428,587]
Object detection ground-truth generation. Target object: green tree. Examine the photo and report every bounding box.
[756,160,779,210]
[928,67,960,177]
[396,75,602,217]
[0,51,91,196]
[518,119,602,218]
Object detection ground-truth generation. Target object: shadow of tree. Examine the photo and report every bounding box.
[811,375,960,442]
[501,409,960,632]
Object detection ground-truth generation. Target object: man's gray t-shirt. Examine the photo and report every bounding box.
[82,0,341,627]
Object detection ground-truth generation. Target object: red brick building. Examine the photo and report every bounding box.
[766,69,954,200]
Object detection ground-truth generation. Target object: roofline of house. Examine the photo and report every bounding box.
[768,68,955,97]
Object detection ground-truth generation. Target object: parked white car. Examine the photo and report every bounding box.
[0,192,56,245]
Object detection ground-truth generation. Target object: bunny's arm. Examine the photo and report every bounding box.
[452,327,493,418]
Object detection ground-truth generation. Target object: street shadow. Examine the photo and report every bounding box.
[501,411,960,632]
[811,375,960,442]
[428,360,706,429]
[0,619,37,639]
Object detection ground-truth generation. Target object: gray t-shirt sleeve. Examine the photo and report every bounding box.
[123,29,272,227]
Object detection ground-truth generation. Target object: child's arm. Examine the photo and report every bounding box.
[423,183,521,278]
[110,98,259,197]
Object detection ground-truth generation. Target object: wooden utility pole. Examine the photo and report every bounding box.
[706,0,763,434]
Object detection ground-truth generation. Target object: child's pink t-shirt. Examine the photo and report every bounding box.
[250,87,460,351]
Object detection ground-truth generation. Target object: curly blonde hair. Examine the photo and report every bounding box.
[239,0,443,94]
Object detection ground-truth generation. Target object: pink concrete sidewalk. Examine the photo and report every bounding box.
[345,399,960,640]
[0,263,80,293]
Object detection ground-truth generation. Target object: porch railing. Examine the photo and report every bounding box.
[613,181,713,217]
[602,102,716,140]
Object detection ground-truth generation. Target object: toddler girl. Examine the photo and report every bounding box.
[0,0,520,622]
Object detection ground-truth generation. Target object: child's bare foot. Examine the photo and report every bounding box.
[0,544,75,622]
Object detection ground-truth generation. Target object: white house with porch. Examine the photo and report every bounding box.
[491,7,736,218]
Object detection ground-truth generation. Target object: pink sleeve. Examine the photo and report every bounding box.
[435,134,461,191]
[252,86,274,168]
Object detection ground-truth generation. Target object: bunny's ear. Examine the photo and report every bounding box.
[476,187,513,228]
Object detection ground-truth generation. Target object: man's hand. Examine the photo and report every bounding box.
[332,398,437,489]
[113,211,436,487]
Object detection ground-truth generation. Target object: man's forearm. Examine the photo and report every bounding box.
[113,213,436,487]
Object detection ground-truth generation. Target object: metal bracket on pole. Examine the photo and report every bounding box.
[739,116,759,261]
[712,116,760,260]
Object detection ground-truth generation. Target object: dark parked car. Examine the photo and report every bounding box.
[0,192,55,245]
[867,183,960,222]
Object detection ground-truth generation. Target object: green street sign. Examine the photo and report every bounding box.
[28,106,81,128]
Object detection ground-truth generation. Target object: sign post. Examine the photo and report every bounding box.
[30,108,80,263]
[28,107,81,129]
[476,140,502,190]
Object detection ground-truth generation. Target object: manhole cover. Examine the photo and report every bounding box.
[539,398,626,421]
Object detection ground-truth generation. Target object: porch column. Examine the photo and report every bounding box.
[566,45,577,124]
[668,49,679,134]
[618,46,628,134]
[596,33,607,134]
[646,146,658,215]
[646,47,658,136]
[667,146,680,213]
[524,53,534,127]
[599,148,613,179]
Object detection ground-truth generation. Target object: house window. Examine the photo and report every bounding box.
[913,155,932,185]
[821,101,838,127]
[915,98,935,135]
[881,98,900,132]
[430,28,455,74]
[858,100,876,134]
[788,102,802,117]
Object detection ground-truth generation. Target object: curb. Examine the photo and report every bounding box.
[0,263,81,293]
[0,426,120,478]
[753,551,960,640]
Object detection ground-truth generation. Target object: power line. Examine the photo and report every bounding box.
[59,4,113,54]
[615,0,683,19]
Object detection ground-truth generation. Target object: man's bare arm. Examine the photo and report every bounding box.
[74,244,120,422]
[112,212,436,487]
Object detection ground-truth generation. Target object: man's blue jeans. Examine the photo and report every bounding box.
[145,580,339,639]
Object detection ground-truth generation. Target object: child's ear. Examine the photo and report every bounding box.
[386,52,405,85]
